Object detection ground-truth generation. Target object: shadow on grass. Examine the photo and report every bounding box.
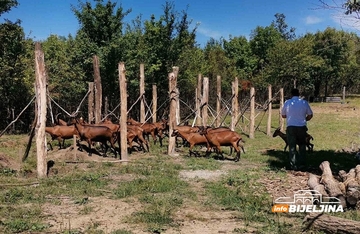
[77,143,118,158]
[265,149,358,175]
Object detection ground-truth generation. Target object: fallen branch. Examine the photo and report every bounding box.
[0,182,40,188]
[303,212,360,234]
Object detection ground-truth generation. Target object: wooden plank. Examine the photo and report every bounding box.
[326,97,342,103]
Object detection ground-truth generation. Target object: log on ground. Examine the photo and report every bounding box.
[303,212,360,234]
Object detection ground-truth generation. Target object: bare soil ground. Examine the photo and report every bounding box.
[1,103,358,233]
[44,151,261,233]
[0,145,308,234]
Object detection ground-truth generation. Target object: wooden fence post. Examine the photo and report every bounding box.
[152,84,157,123]
[175,87,180,125]
[195,74,202,126]
[267,85,272,136]
[168,66,179,156]
[88,82,94,123]
[202,77,209,127]
[104,96,109,117]
[34,42,47,178]
[93,55,102,123]
[140,63,145,122]
[216,75,221,127]
[249,87,255,139]
[279,88,284,131]
[119,62,128,161]
[231,77,239,131]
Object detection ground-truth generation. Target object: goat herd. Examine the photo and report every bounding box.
[44,115,244,161]
[45,115,314,162]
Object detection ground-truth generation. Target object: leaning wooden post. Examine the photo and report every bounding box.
[231,77,239,131]
[195,74,202,126]
[93,55,102,123]
[104,97,109,116]
[266,85,272,136]
[175,88,180,124]
[119,62,128,161]
[88,82,94,123]
[216,75,221,127]
[168,66,179,156]
[34,42,47,178]
[139,63,145,123]
[249,87,255,139]
[202,77,209,127]
[342,86,346,103]
[152,84,157,123]
[279,88,284,131]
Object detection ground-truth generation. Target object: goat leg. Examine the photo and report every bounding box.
[102,143,108,157]
[234,151,240,162]
[307,143,314,152]
[220,151,225,160]
[47,142,53,151]
[284,144,288,152]
[87,140,93,156]
[241,145,245,154]
[228,146,233,156]
[159,136,163,147]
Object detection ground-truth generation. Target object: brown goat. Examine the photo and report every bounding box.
[173,124,200,147]
[197,126,245,162]
[54,113,68,126]
[45,125,79,150]
[152,118,169,146]
[72,118,117,157]
[127,124,150,152]
[101,118,150,152]
[171,128,209,157]
[127,118,160,146]
[272,128,314,152]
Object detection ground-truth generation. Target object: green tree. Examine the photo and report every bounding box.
[121,2,198,118]
[0,0,18,15]
[223,36,256,78]
[312,28,357,96]
[249,25,282,93]
[0,0,33,131]
[266,35,322,97]
[42,35,87,115]
[203,38,235,104]
[271,13,296,40]
[71,0,131,111]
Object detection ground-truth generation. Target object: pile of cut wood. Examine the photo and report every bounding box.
[308,161,360,209]
[304,161,360,233]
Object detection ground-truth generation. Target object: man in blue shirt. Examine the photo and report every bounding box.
[281,88,313,171]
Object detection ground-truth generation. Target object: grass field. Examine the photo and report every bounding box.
[0,96,360,233]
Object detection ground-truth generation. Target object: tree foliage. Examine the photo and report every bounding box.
[0,0,18,16]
